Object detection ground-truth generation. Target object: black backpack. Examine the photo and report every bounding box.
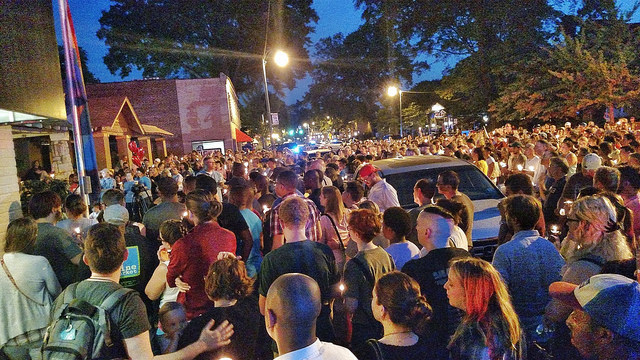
[41,282,133,359]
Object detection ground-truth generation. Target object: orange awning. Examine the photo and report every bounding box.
[235,128,253,142]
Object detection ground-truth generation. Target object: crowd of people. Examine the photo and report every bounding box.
[3,119,640,360]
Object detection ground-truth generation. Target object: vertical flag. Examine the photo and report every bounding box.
[58,0,100,201]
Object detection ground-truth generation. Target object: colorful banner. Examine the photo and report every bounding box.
[59,0,100,199]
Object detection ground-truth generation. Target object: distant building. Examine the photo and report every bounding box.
[0,0,76,242]
[87,75,248,156]
[86,95,173,170]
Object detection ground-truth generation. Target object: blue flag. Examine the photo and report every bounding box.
[59,0,100,198]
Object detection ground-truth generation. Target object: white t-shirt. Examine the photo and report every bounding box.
[385,241,420,270]
[449,226,469,251]
[275,339,357,360]
[367,179,400,212]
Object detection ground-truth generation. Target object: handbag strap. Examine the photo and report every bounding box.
[321,213,346,251]
[366,339,386,360]
[1,256,46,306]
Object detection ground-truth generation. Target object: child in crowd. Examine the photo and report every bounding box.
[152,302,187,354]
[88,202,101,220]
[145,220,186,311]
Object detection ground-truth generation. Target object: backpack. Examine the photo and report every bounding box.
[41,282,133,360]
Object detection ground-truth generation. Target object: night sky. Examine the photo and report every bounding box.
[53,0,451,105]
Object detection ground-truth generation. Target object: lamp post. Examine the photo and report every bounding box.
[262,50,289,150]
[387,86,431,138]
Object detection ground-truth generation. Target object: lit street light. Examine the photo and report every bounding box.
[262,49,288,150]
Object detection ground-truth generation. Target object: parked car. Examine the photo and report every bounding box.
[369,155,504,260]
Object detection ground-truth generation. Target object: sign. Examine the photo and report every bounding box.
[271,113,279,125]
[120,246,140,279]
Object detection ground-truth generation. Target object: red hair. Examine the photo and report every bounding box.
[448,258,523,358]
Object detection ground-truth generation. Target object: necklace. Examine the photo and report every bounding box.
[382,330,413,337]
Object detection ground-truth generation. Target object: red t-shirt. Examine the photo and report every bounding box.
[166,221,236,319]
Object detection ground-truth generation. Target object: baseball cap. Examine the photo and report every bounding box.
[582,153,602,171]
[549,274,640,342]
[358,164,379,178]
[103,204,129,226]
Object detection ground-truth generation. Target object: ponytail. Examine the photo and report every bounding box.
[186,189,222,222]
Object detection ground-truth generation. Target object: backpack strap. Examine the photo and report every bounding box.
[351,257,376,289]
[98,288,134,347]
[365,339,385,360]
[321,213,345,251]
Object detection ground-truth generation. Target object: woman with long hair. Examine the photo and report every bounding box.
[445,257,525,360]
[356,271,433,360]
[0,218,61,359]
[472,147,488,175]
[547,195,634,322]
[165,190,236,320]
[319,186,349,271]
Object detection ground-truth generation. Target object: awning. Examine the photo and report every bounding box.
[235,128,253,142]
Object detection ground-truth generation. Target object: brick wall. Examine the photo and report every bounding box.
[0,125,23,249]
[87,81,183,155]
[176,78,232,153]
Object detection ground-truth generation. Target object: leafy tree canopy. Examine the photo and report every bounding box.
[58,45,100,84]
[97,0,318,94]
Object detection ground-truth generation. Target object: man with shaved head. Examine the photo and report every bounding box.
[402,205,471,359]
[265,273,356,359]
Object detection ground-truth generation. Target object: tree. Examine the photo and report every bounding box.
[96,0,317,94]
[58,45,100,84]
[355,0,558,118]
[303,21,420,135]
[489,2,640,123]
[401,102,428,134]
[239,85,290,138]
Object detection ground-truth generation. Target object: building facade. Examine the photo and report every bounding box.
[87,75,243,156]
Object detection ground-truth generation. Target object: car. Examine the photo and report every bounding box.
[369,155,505,260]
[276,142,301,153]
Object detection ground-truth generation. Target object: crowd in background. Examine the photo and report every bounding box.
[3,119,640,360]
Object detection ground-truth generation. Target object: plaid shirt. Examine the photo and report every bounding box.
[270,193,321,242]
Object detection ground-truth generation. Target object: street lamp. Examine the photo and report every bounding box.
[387,86,431,137]
[262,50,288,150]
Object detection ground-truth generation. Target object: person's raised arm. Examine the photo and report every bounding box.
[124,320,233,360]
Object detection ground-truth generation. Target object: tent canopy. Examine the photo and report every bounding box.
[235,128,253,142]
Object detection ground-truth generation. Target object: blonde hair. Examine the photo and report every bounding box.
[279,196,309,226]
[566,195,633,262]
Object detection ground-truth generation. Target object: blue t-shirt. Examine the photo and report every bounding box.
[240,208,263,277]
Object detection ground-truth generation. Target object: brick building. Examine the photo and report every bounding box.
[87,95,172,170]
[87,75,245,157]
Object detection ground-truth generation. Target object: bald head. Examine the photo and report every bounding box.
[266,273,321,328]
[416,206,454,250]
